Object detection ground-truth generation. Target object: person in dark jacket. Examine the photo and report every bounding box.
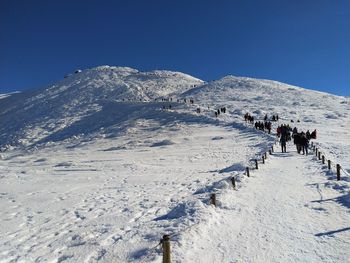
[306,130,311,140]
[280,135,287,153]
[300,132,309,155]
[293,133,302,154]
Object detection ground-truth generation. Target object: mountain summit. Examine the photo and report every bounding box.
[0,66,349,150]
[0,66,203,149]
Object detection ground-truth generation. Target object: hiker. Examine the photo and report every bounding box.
[276,126,281,137]
[281,124,291,142]
[280,134,287,153]
[300,132,309,155]
[250,116,254,124]
[306,130,311,140]
[267,121,272,134]
[259,121,264,131]
[292,127,298,137]
[293,133,302,154]
[311,129,317,139]
[244,113,249,122]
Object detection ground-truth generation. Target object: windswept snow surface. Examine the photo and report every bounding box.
[0,66,203,149]
[0,68,350,262]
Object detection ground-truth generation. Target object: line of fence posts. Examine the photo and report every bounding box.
[312,144,342,181]
[158,113,348,263]
[160,133,309,263]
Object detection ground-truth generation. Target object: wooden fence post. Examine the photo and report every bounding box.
[328,160,331,170]
[210,194,217,206]
[313,145,315,152]
[264,152,267,159]
[269,149,272,155]
[318,151,321,160]
[271,146,274,152]
[336,164,341,181]
[246,167,250,177]
[255,159,258,169]
[315,148,318,157]
[322,155,325,164]
[262,155,265,164]
[162,235,171,263]
[231,177,236,189]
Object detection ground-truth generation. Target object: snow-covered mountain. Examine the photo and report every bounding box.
[0,66,203,149]
[1,67,349,153]
[183,75,350,121]
[1,66,350,263]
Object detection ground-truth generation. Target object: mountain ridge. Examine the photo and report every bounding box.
[1,65,349,151]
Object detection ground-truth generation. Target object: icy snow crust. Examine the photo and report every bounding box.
[0,66,350,262]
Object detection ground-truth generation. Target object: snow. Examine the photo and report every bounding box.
[178,146,350,262]
[0,66,349,262]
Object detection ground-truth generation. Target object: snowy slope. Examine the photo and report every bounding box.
[182,76,350,170]
[0,66,203,149]
[0,68,350,263]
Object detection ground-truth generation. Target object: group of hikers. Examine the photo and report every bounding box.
[183,98,194,104]
[244,112,318,154]
[255,121,272,134]
[278,125,317,154]
[214,107,227,117]
[245,113,278,124]
[264,114,279,122]
[244,113,255,123]
[159,97,196,110]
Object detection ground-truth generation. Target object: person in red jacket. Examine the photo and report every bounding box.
[311,129,317,139]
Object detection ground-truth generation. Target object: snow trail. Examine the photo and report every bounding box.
[179,144,350,263]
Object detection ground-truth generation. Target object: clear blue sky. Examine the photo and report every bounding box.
[1,0,349,96]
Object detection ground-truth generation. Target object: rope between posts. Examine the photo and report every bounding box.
[139,241,162,263]
[340,166,350,176]
[311,142,349,177]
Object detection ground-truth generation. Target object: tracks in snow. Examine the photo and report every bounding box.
[179,145,350,263]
